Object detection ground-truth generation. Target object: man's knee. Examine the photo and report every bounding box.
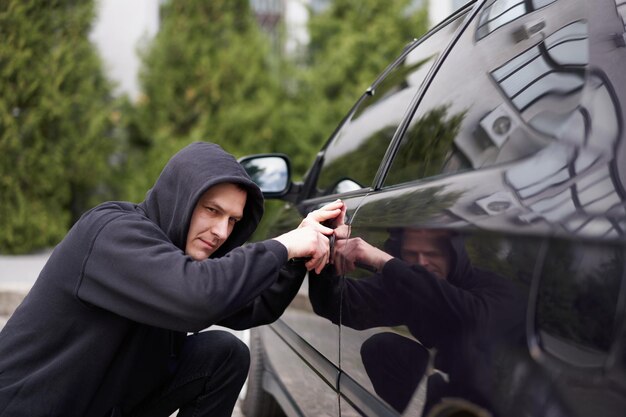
[183,330,250,376]
[129,332,250,416]
[219,331,250,376]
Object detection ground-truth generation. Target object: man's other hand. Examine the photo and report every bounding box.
[272,200,343,274]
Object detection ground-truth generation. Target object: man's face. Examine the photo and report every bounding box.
[185,183,247,261]
[400,229,451,279]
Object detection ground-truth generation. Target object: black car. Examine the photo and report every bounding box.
[237,0,626,416]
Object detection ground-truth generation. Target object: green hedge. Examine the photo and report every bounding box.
[0,0,118,253]
[0,0,429,254]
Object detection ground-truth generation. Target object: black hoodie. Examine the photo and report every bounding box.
[0,142,305,416]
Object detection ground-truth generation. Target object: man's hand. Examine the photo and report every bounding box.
[272,200,343,274]
[297,199,343,232]
[333,237,393,275]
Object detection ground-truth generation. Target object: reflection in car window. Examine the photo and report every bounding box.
[384,3,626,240]
[240,156,288,193]
[384,105,467,185]
[314,13,466,196]
[452,0,472,11]
[383,2,614,189]
[536,239,623,365]
[491,21,588,113]
[618,1,626,34]
[501,64,622,232]
[333,178,362,194]
[476,0,557,40]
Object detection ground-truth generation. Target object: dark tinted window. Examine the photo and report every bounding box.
[314,12,467,196]
[383,0,614,187]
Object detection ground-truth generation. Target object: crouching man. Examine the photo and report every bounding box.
[0,142,343,417]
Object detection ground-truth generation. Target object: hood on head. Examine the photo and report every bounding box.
[385,228,473,285]
[138,142,264,257]
[445,233,473,287]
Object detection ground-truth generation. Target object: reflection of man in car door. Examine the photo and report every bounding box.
[309,213,526,416]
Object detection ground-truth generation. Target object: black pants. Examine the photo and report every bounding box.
[130,330,250,417]
[360,332,429,414]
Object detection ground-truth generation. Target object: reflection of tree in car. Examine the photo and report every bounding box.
[356,185,463,228]
[242,164,264,185]
[317,126,398,193]
[386,105,465,184]
[536,241,622,353]
[352,55,437,119]
[475,0,557,41]
[318,106,464,194]
[310,226,526,416]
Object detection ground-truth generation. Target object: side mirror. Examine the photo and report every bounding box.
[238,154,292,198]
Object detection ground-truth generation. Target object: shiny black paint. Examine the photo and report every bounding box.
[243,1,626,416]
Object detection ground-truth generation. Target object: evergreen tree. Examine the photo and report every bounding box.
[128,0,430,196]
[124,0,298,201]
[290,0,429,174]
[0,0,118,253]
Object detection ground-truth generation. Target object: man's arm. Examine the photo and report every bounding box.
[313,235,524,338]
[217,200,345,329]
[272,199,343,274]
[331,235,393,275]
[381,259,526,336]
[77,216,290,332]
[76,202,343,333]
[309,236,399,330]
[216,260,307,329]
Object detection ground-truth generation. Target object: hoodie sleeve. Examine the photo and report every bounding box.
[216,260,307,330]
[76,211,290,332]
[310,258,525,340]
[309,267,402,330]
[380,258,526,337]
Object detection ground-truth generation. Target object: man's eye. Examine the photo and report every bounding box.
[229,218,239,224]
[205,207,217,213]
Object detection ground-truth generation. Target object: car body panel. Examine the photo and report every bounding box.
[257,195,368,416]
[242,1,626,416]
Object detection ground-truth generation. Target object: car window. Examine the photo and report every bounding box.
[475,0,557,40]
[383,0,608,188]
[313,11,468,197]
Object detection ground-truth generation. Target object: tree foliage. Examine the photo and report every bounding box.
[0,0,431,253]
[294,0,429,171]
[0,0,118,253]
[537,242,622,352]
[126,0,430,199]
[121,0,304,201]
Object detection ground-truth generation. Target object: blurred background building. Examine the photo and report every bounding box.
[90,0,468,100]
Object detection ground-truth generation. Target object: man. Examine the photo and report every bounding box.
[329,227,451,279]
[0,142,342,416]
[310,216,526,416]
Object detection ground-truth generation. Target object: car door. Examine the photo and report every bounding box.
[338,188,545,416]
[256,4,469,414]
[525,237,626,417]
[337,0,626,416]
